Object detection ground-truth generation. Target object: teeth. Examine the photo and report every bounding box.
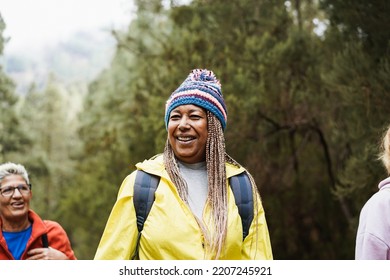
[178,136,193,141]
[12,202,24,206]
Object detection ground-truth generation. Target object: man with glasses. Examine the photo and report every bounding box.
[0,162,76,260]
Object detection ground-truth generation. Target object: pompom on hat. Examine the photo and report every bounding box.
[165,69,227,130]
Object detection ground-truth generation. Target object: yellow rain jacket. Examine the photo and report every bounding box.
[94,155,273,260]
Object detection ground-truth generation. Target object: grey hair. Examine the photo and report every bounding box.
[0,162,30,186]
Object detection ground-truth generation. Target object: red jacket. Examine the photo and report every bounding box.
[0,210,76,260]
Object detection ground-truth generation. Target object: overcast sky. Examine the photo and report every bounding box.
[0,0,133,53]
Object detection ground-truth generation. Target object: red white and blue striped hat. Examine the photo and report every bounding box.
[165,69,227,130]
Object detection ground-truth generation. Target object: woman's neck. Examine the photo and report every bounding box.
[178,160,206,170]
[1,217,31,232]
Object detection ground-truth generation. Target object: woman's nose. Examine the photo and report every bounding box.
[12,188,23,197]
[178,117,190,129]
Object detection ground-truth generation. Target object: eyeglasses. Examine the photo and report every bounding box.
[0,184,32,197]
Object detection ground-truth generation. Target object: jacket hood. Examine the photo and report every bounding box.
[135,154,247,179]
[135,154,167,178]
[378,177,390,190]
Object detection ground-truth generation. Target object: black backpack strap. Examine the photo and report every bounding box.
[41,233,49,248]
[229,172,254,240]
[131,169,253,259]
[131,170,160,259]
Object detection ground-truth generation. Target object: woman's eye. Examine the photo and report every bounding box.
[170,115,181,120]
[2,188,12,194]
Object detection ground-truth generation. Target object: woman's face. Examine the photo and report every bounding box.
[167,104,208,164]
[0,174,31,224]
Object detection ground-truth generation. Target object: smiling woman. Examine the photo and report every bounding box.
[94,69,273,260]
[0,162,76,260]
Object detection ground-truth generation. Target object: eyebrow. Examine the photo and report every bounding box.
[171,107,205,114]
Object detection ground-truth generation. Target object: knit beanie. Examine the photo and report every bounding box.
[165,69,227,130]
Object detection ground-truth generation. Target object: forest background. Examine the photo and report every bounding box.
[0,0,389,260]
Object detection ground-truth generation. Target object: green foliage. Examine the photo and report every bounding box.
[2,0,389,260]
[0,15,30,162]
[320,0,390,58]
[59,0,390,259]
[14,79,81,218]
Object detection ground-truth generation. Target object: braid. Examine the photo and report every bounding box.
[380,125,390,174]
[206,111,228,258]
[226,150,262,258]
[163,138,212,253]
[163,139,188,202]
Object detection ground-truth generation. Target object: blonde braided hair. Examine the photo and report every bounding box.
[380,125,390,174]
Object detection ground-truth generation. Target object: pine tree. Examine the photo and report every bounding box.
[0,15,30,162]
